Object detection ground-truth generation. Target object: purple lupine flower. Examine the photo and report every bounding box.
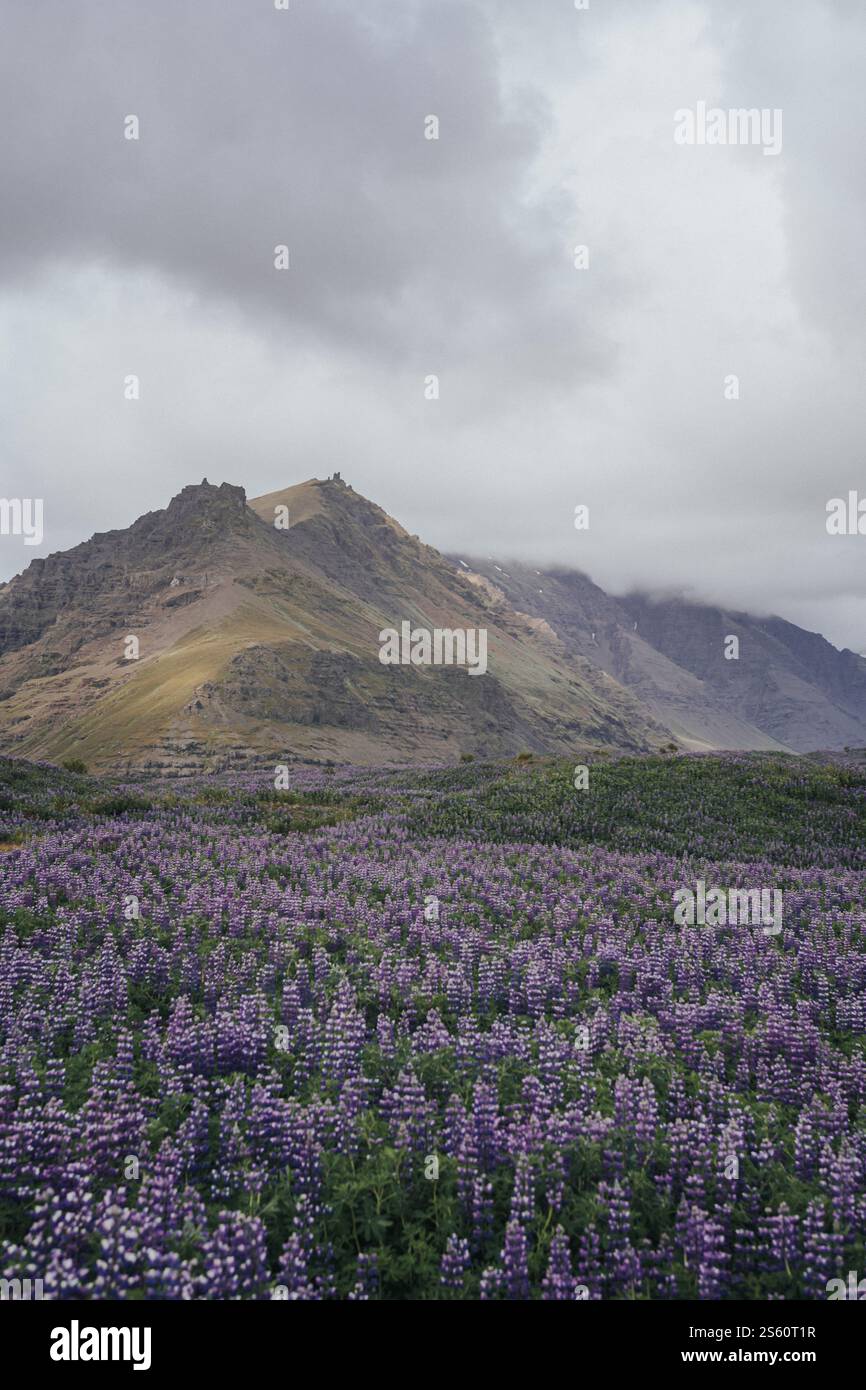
[542,1227,577,1301]
[440,1234,471,1293]
[500,1221,530,1301]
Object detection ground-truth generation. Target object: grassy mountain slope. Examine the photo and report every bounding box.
[0,478,667,771]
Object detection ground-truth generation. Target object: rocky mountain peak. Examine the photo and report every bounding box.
[164,479,248,522]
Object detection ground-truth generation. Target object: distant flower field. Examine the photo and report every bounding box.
[1,752,865,1299]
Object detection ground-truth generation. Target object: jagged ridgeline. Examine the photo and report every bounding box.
[0,476,864,773]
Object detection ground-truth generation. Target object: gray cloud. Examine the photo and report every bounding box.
[0,0,605,381]
[1,0,865,654]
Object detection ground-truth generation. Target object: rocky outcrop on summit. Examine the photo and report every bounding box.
[0,481,250,657]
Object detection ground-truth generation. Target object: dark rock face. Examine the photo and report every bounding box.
[450,556,866,753]
[619,597,866,752]
[213,645,382,732]
[0,481,251,659]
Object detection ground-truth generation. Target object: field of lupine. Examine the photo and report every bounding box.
[1,751,865,1300]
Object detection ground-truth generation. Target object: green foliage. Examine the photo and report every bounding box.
[404,754,866,867]
[62,758,89,774]
[87,793,153,816]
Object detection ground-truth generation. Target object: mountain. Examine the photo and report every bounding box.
[0,477,666,772]
[620,595,866,752]
[2,475,860,772]
[448,556,866,754]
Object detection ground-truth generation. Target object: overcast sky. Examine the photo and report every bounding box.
[1,0,864,651]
